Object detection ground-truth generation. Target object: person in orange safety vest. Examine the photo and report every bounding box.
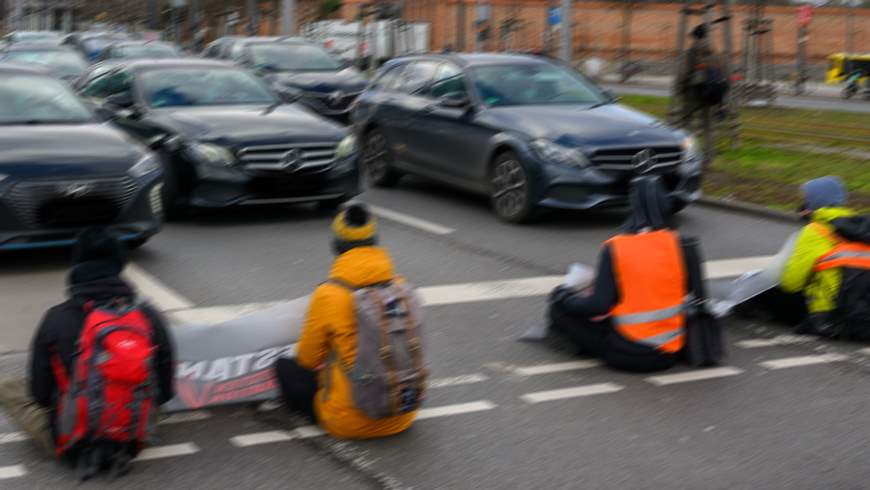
[549,176,693,372]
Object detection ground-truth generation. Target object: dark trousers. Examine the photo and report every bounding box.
[739,288,809,326]
[549,304,677,373]
[273,358,318,422]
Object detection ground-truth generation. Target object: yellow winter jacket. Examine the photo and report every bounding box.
[781,207,858,313]
[296,247,416,439]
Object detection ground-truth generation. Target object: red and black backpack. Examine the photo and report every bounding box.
[52,302,158,461]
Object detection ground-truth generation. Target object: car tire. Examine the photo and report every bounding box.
[159,157,185,221]
[362,128,401,187]
[490,151,537,224]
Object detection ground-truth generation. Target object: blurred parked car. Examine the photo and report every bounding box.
[62,32,129,62]
[352,53,703,223]
[3,31,62,46]
[0,64,163,250]
[78,59,360,217]
[230,38,367,122]
[0,43,88,83]
[96,40,182,62]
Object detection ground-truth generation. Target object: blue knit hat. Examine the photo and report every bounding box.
[802,176,847,211]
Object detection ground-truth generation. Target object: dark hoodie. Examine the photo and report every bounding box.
[554,176,679,317]
[29,233,175,419]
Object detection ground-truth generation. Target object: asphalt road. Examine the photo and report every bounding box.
[1,178,868,489]
[602,83,870,114]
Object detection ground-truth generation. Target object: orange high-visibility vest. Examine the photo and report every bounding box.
[811,223,870,272]
[608,230,687,354]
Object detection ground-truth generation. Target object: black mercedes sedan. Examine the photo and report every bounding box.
[0,64,162,250]
[78,59,360,217]
[232,38,368,121]
[352,54,703,223]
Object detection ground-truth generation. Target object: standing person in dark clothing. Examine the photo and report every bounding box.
[549,177,694,373]
[0,229,175,470]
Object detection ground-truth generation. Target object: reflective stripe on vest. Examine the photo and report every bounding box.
[814,246,870,272]
[613,303,684,327]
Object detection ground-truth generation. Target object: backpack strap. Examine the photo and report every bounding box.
[365,288,403,415]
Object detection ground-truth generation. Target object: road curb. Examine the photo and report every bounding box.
[697,196,800,223]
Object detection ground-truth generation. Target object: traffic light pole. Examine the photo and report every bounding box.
[560,0,571,62]
[281,0,295,35]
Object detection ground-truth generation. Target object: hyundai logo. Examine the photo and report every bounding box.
[60,182,93,199]
[279,149,302,171]
[631,149,657,174]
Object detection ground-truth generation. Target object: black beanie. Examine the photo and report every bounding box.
[332,203,378,255]
[69,228,127,281]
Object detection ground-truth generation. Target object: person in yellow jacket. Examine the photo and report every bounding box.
[273,204,416,439]
[778,176,858,335]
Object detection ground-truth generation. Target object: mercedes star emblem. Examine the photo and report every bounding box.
[631,149,657,174]
[61,182,93,199]
[279,149,302,171]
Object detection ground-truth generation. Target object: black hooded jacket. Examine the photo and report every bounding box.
[29,272,176,411]
[553,177,686,317]
[832,216,870,244]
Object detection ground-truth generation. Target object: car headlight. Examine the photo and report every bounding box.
[335,135,357,160]
[128,154,161,178]
[530,139,590,169]
[683,136,702,162]
[184,142,236,167]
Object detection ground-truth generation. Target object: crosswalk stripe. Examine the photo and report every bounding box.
[645,367,744,386]
[520,383,624,404]
[0,465,27,480]
[124,263,194,312]
[416,401,497,420]
[133,443,200,462]
[857,348,870,356]
[428,373,490,389]
[229,426,326,448]
[735,335,816,349]
[369,205,456,235]
[513,360,602,376]
[759,354,849,370]
[0,432,28,445]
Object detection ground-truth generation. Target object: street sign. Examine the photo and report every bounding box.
[797,5,813,27]
[548,7,562,26]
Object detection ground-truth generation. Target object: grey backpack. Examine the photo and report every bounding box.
[330,277,427,419]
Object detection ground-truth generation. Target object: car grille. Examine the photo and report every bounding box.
[3,177,138,229]
[590,146,683,173]
[239,142,338,174]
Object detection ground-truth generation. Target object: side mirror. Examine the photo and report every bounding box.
[602,89,621,103]
[439,92,471,109]
[276,87,301,103]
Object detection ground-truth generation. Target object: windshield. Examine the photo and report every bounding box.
[471,63,606,107]
[115,44,180,59]
[139,67,277,108]
[13,32,60,43]
[249,43,343,71]
[0,74,93,124]
[2,50,88,79]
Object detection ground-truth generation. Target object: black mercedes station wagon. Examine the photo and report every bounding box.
[0,64,163,250]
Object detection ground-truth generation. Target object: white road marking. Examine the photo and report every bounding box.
[513,360,602,376]
[159,410,212,425]
[520,383,624,404]
[230,426,325,447]
[124,263,194,312]
[428,373,490,389]
[857,348,870,356]
[230,430,294,447]
[735,335,816,349]
[133,443,200,462]
[759,354,849,370]
[0,432,28,445]
[416,401,497,420]
[0,465,26,480]
[645,367,744,386]
[164,255,775,322]
[369,205,455,236]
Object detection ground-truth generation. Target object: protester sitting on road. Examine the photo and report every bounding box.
[548,177,694,372]
[776,177,870,339]
[0,228,175,479]
[275,203,425,439]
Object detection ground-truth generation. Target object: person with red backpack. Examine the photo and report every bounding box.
[0,228,175,480]
[274,203,425,439]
